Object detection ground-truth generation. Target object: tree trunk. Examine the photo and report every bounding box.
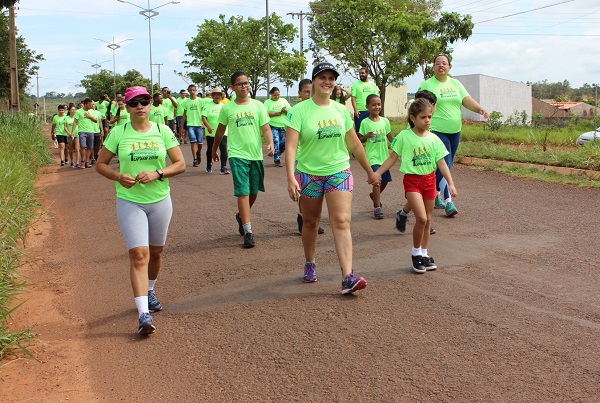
[9,5,19,112]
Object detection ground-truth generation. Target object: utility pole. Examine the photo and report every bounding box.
[9,4,20,112]
[287,11,313,54]
[152,63,163,90]
[266,0,270,94]
[36,72,40,117]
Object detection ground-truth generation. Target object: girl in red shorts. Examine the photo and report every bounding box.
[371,98,457,273]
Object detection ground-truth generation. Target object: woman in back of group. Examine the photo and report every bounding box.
[264,86,291,167]
[96,86,185,336]
[285,62,379,294]
[64,105,79,168]
[418,54,489,217]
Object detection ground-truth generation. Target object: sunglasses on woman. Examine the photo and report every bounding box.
[126,99,151,107]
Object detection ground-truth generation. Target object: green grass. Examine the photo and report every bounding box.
[0,113,53,360]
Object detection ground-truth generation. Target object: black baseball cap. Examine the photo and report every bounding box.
[312,62,339,79]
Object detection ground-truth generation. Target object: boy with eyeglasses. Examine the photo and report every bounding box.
[212,71,274,248]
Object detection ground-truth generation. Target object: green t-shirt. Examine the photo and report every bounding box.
[150,104,167,125]
[217,99,269,161]
[176,97,186,117]
[286,99,353,176]
[103,122,180,204]
[74,108,97,133]
[52,114,67,136]
[390,128,449,175]
[93,109,103,133]
[418,76,469,134]
[162,98,176,120]
[263,98,292,128]
[96,100,109,118]
[183,97,207,127]
[202,101,225,137]
[351,80,379,112]
[113,107,130,127]
[359,116,391,166]
[65,115,78,137]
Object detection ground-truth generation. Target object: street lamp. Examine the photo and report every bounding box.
[81,59,111,74]
[93,37,133,98]
[117,0,180,92]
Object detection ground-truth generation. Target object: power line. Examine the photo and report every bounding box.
[474,0,575,24]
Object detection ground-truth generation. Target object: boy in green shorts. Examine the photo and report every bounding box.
[212,71,274,248]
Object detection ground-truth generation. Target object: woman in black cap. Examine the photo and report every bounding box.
[285,63,379,294]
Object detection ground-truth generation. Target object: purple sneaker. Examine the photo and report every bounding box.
[303,261,317,283]
[341,272,367,294]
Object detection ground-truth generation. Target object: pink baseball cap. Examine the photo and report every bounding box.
[124,86,151,102]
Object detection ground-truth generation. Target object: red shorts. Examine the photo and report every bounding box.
[403,172,436,199]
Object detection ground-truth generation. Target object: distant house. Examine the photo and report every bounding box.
[454,74,532,123]
[545,101,599,118]
[532,99,599,124]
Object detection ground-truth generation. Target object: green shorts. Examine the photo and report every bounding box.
[229,157,265,196]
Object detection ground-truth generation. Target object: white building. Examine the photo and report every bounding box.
[454,74,532,122]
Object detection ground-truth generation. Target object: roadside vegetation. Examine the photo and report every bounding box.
[0,113,52,359]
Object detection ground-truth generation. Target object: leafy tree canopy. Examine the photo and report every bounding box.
[80,69,151,100]
[184,13,307,98]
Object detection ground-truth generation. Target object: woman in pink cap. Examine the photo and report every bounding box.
[96,86,186,336]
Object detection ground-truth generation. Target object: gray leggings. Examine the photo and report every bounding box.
[116,196,173,250]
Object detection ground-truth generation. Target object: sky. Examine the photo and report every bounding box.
[13,0,600,98]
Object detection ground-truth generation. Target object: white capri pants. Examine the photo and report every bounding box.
[116,196,173,250]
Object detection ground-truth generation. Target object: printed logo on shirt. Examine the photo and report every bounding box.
[412,147,432,167]
[439,86,459,98]
[235,111,255,127]
[129,141,161,162]
[369,129,387,143]
[317,119,343,139]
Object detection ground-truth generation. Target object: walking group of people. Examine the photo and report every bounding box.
[74,54,488,336]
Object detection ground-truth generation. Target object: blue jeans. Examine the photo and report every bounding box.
[187,126,204,144]
[354,110,370,132]
[271,126,286,162]
[433,130,460,200]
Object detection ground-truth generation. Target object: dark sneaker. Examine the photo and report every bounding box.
[396,211,407,233]
[412,255,427,274]
[192,159,199,167]
[60,160,65,166]
[430,227,436,235]
[206,164,212,173]
[374,207,384,219]
[435,195,445,209]
[297,213,303,234]
[148,290,163,313]
[220,167,230,175]
[138,312,156,335]
[424,256,437,271]
[235,213,244,236]
[243,232,255,248]
[318,226,325,235]
[303,262,317,283]
[90,158,96,165]
[445,201,458,217]
[341,273,367,294]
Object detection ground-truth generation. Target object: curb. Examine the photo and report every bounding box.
[457,156,600,181]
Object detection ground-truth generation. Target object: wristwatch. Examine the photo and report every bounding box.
[156,169,164,181]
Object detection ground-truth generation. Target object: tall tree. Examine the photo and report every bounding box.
[309,0,472,111]
[184,14,307,98]
[0,10,44,101]
[80,69,151,100]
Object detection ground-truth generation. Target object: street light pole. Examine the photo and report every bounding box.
[117,0,180,92]
[82,59,111,74]
[152,63,163,90]
[94,37,133,98]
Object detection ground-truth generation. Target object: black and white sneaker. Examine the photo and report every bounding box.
[424,256,437,271]
[243,232,255,248]
[395,211,407,233]
[411,255,427,274]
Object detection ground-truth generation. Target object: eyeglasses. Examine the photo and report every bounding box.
[434,62,449,66]
[126,99,151,107]
[233,81,250,88]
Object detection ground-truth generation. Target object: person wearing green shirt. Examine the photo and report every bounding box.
[182,84,208,167]
[73,98,99,169]
[51,104,68,166]
[263,87,291,167]
[64,105,79,168]
[96,85,186,336]
[286,62,377,294]
[175,89,187,144]
[359,94,394,219]
[150,93,168,126]
[351,67,379,132]
[202,87,229,174]
[108,97,131,127]
[161,86,178,135]
[92,104,104,163]
[418,54,489,217]
[96,94,110,139]
[373,98,456,274]
[213,71,274,249]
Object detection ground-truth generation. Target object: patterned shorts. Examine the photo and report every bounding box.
[295,168,353,198]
